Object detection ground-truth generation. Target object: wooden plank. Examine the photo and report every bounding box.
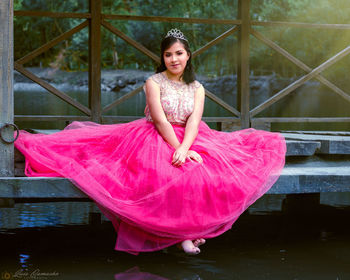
[101,116,240,123]
[237,0,251,128]
[251,29,350,104]
[285,140,321,156]
[282,131,350,136]
[252,117,350,123]
[193,26,239,58]
[205,89,241,117]
[251,20,350,30]
[250,45,350,117]
[89,0,102,123]
[202,117,240,123]
[102,86,143,113]
[102,14,242,25]
[16,20,89,65]
[0,0,14,176]
[14,11,91,19]
[0,177,87,198]
[283,133,350,140]
[1,165,350,198]
[14,63,91,116]
[101,20,160,63]
[268,166,350,194]
[282,133,350,154]
[27,129,61,134]
[14,115,91,121]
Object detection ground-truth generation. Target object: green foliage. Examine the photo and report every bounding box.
[13,0,350,80]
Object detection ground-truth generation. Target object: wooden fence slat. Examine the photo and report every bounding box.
[89,0,102,123]
[14,63,91,116]
[102,87,241,118]
[251,20,350,30]
[14,10,91,19]
[101,20,160,63]
[102,86,143,113]
[102,14,242,25]
[193,26,239,58]
[14,115,91,121]
[205,90,241,117]
[16,20,89,65]
[252,117,350,123]
[251,29,350,105]
[250,45,350,117]
[0,0,14,177]
[237,0,250,128]
[101,116,240,123]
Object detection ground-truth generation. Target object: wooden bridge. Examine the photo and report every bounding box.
[1,0,349,208]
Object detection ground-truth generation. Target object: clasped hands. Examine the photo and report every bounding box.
[172,146,203,167]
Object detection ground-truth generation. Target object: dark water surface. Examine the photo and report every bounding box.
[1,196,350,280]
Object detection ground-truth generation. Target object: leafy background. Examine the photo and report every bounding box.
[14,0,350,85]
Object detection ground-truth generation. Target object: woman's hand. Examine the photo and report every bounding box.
[186,150,203,164]
[172,146,188,167]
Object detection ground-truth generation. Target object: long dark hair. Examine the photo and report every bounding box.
[156,36,195,85]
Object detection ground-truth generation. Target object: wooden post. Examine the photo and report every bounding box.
[0,0,14,176]
[89,0,102,123]
[237,0,251,128]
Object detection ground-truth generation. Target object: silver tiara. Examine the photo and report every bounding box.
[165,28,188,41]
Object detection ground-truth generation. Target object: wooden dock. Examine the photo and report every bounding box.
[0,130,349,201]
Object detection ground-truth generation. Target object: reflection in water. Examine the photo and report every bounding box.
[0,202,103,229]
[19,254,30,269]
[0,204,350,279]
[114,267,169,280]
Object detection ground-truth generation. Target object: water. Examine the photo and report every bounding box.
[14,89,230,130]
[1,195,350,279]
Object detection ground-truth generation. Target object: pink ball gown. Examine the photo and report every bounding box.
[15,73,286,254]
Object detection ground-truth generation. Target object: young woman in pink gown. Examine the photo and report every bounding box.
[14,29,286,255]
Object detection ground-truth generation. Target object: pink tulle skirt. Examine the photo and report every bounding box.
[15,118,286,254]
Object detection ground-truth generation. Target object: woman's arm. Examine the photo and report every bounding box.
[145,78,181,149]
[172,85,205,166]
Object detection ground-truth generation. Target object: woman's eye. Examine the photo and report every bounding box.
[165,53,171,57]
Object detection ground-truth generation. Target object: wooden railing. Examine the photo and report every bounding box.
[12,0,243,128]
[249,20,350,128]
[12,0,350,129]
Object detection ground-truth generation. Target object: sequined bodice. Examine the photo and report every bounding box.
[144,73,202,125]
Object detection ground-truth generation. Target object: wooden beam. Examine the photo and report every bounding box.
[251,20,350,30]
[251,29,350,104]
[102,86,143,113]
[193,26,239,58]
[102,14,242,25]
[282,132,350,154]
[2,166,350,198]
[0,0,14,176]
[16,20,89,65]
[252,117,350,123]
[101,20,160,63]
[89,0,102,123]
[237,0,251,128]
[250,45,350,117]
[205,89,241,117]
[101,116,240,123]
[14,63,91,116]
[14,115,91,122]
[14,10,91,19]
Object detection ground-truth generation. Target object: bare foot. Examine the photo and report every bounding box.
[193,238,206,247]
[181,240,200,255]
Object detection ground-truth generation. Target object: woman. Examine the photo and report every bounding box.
[15,29,286,255]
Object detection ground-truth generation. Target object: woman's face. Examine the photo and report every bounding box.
[163,41,190,78]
